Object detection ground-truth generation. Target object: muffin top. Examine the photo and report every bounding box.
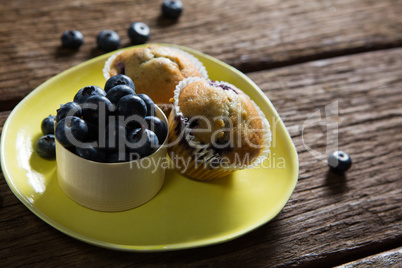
[177,79,265,165]
[107,45,202,105]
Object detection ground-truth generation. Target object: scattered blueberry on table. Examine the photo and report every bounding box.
[61,30,84,49]
[327,150,352,173]
[161,0,183,19]
[128,22,150,45]
[61,20,155,52]
[97,30,121,52]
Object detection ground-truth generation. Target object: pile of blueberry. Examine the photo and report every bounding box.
[61,0,184,51]
[35,74,167,163]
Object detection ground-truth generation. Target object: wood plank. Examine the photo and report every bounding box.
[245,47,402,267]
[0,111,10,134]
[0,0,401,106]
[1,48,401,267]
[335,247,402,267]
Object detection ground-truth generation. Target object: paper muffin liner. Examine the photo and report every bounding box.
[102,51,123,80]
[169,46,208,79]
[102,45,208,81]
[168,77,271,180]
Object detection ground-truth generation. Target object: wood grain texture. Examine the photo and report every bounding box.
[335,247,402,267]
[0,0,401,106]
[1,47,401,267]
[247,47,402,267]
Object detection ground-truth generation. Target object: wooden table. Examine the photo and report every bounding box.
[1,0,401,267]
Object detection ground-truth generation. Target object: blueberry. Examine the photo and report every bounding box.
[116,94,147,118]
[143,129,160,156]
[118,110,146,133]
[86,121,100,141]
[104,74,135,93]
[97,30,120,52]
[161,0,183,19]
[115,62,126,75]
[74,85,106,104]
[145,116,167,144]
[127,128,159,157]
[55,116,89,148]
[81,95,115,125]
[35,134,56,159]
[61,30,84,49]
[328,151,352,173]
[76,145,107,162]
[127,127,145,143]
[209,81,238,94]
[126,127,145,154]
[106,84,136,105]
[100,122,127,153]
[137,94,156,116]
[127,22,150,45]
[56,102,82,123]
[41,115,56,135]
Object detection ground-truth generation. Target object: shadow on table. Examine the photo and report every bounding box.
[156,14,180,27]
[325,170,348,195]
[54,46,82,58]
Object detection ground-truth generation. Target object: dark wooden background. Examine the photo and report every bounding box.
[1,0,401,267]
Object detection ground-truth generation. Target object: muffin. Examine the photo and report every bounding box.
[103,44,208,108]
[167,77,271,180]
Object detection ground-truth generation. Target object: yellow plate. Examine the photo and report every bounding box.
[0,44,298,251]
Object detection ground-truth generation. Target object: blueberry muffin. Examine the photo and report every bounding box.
[103,44,207,107]
[167,77,271,180]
